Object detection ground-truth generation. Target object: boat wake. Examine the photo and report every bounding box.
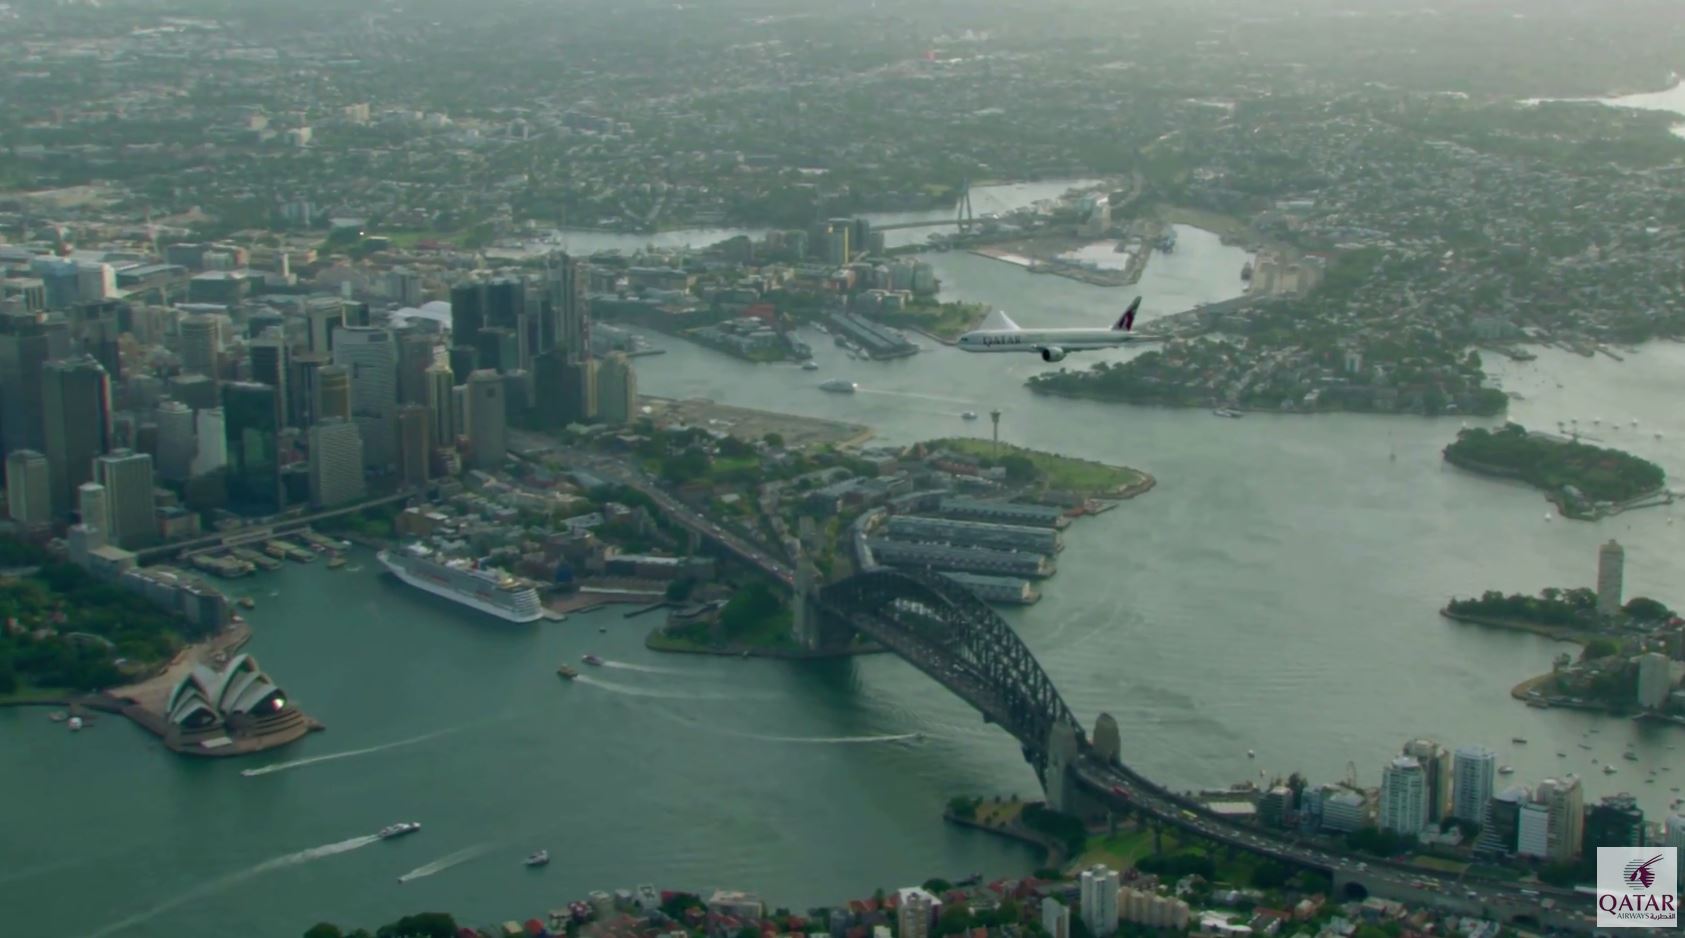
[600,660,684,674]
[648,707,922,745]
[80,834,380,938]
[396,842,493,883]
[241,728,459,777]
[575,674,770,701]
[856,388,975,406]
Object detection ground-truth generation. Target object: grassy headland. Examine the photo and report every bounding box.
[922,437,1152,498]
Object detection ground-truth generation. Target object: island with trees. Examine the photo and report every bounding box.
[1442,424,1667,519]
[1442,587,1676,640]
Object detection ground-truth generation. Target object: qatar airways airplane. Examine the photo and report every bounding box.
[955,296,1141,362]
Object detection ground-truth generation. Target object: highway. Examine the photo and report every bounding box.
[554,447,796,588]
[1074,758,1595,933]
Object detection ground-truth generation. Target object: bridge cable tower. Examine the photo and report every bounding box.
[957,178,975,234]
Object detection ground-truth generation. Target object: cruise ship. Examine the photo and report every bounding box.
[377,545,543,623]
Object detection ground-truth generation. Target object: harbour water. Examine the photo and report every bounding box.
[7,193,1685,935]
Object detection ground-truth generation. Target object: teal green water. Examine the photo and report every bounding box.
[7,192,1685,935]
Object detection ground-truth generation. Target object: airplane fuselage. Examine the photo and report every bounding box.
[957,329,1134,352]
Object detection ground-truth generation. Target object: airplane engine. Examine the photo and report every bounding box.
[1040,347,1066,363]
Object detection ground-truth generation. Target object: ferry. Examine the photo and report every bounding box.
[524,849,550,867]
[581,654,604,666]
[801,361,820,371]
[557,665,578,680]
[377,545,543,623]
[819,379,857,394]
[962,411,979,421]
[378,821,422,840]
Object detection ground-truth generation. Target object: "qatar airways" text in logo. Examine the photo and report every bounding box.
[1596,847,1678,928]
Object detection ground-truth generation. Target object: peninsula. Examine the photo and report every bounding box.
[1441,424,1667,518]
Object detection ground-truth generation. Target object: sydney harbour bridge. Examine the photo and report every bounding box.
[557,448,1586,932]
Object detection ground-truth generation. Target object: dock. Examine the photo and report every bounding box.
[265,539,316,563]
[230,547,283,571]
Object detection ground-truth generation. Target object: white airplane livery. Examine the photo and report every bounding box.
[956,296,1141,362]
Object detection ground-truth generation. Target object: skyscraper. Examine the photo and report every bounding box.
[532,350,569,430]
[4,449,51,525]
[563,357,598,424]
[425,364,457,450]
[1379,756,1427,835]
[177,315,221,378]
[1583,793,1644,855]
[396,330,436,406]
[192,407,226,477]
[307,418,366,508]
[76,482,108,547]
[42,355,112,517]
[1402,738,1451,823]
[447,345,478,382]
[316,364,351,423]
[304,298,344,355]
[0,311,54,458]
[223,381,283,515]
[895,888,941,938]
[94,449,158,549]
[396,404,430,488]
[1079,865,1119,937]
[154,400,196,482]
[1452,745,1497,824]
[287,352,328,427]
[248,332,290,428]
[475,326,518,374]
[466,369,506,471]
[543,254,589,359]
[1535,777,1584,863]
[1597,539,1624,616]
[449,281,486,350]
[331,327,396,470]
[596,351,637,426]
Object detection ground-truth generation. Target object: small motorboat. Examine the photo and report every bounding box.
[1603,765,1618,775]
[598,627,607,633]
[581,654,603,666]
[962,411,978,421]
[801,361,820,371]
[524,849,550,867]
[1247,749,1256,759]
[327,555,347,569]
[67,717,83,732]
[238,596,256,609]
[1498,765,1515,775]
[1511,737,1527,744]
[557,665,578,680]
[378,821,422,839]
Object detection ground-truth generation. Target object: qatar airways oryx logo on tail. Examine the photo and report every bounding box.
[1596,847,1677,927]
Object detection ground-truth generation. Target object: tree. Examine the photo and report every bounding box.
[923,878,954,894]
[1000,453,1039,485]
[304,926,344,938]
[936,904,973,936]
[763,432,785,448]
[374,913,456,938]
[1623,596,1672,621]
[1582,637,1619,661]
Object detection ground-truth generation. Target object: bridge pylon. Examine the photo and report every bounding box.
[957,178,975,234]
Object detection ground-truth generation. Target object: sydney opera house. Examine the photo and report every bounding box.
[160,654,314,754]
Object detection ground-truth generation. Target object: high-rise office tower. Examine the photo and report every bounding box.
[396,404,430,488]
[396,331,436,406]
[287,352,328,427]
[532,350,569,430]
[177,315,221,378]
[341,301,370,328]
[475,326,518,374]
[76,482,108,547]
[425,364,457,450]
[1535,777,1584,863]
[223,381,283,515]
[596,351,637,426]
[1597,539,1624,616]
[1583,793,1644,854]
[192,407,226,477]
[1380,756,1428,835]
[43,355,112,517]
[1402,738,1452,823]
[94,449,158,549]
[452,385,468,453]
[315,364,351,423]
[543,254,589,359]
[0,311,54,458]
[154,400,196,482]
[248,332,290,428]
[466,370,506,471]
[168,373,218,411]
[304,298,343,355]
[332,327,396,470]
[485,278,525,331]
[4,449,51,525]
[1452,745,1497,824]
[563,357,598,424]
[449,281,486,350]
[447,345,478,382]
[307,418,366,508]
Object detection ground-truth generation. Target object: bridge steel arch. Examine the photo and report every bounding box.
[818,568,1084,770]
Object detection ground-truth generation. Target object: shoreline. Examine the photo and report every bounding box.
[941,808,1066,868]
[1437,608,1591,645]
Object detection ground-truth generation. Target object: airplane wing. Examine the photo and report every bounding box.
[980,308,1020,331]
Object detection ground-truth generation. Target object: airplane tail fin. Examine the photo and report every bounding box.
[1113,296,1141,332]
[980,308,1021,332]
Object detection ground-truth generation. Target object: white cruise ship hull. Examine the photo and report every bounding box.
[377,551,543,623]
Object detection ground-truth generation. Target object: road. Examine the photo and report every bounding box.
[1074,758,1596,933]
[555,447,795,588]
